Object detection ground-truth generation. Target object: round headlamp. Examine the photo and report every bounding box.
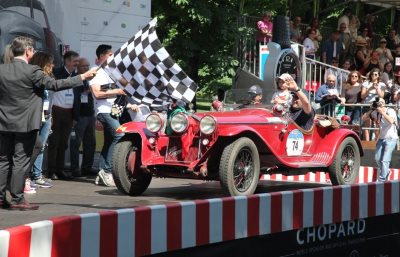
[170,113,189,133]
[146,114,163,133]
[200,115,216,135]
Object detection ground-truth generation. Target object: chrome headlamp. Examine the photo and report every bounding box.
[200,115,216,135]
[170,113,189,133]
[146,113,163,133]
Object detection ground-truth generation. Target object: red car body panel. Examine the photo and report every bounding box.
[116,107,363,178]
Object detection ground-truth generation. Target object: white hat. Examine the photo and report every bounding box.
[276,73,293,81]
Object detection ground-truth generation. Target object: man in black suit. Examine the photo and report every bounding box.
[0,36,96,210]
[47,51,80,180]
[70,57,97,176]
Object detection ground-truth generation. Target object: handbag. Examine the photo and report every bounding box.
[110,95,127,119]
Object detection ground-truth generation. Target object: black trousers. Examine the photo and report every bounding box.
[47,106,73,176]
[0,131,37,204]
[70,115,96,170]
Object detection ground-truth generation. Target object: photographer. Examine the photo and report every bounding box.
[361,68,385,141]
[364,98,398,182]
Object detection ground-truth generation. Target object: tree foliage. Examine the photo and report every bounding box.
[152,0,396,94]
[152,0,288,89]
[152,0,236,87]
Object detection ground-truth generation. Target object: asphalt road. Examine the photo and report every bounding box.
[1,148,396,230]
[0,176,326,230]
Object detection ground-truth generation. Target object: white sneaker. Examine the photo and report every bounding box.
[98,170,115,187]
[35,176,53,188]
[24,179,37,194]
[94,171,105,186]
[94,175,100,185]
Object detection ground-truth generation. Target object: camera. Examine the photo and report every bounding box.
[371,97,383,109]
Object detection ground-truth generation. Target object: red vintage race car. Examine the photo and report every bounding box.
[112,92,363,197]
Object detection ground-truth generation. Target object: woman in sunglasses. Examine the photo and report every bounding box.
[361,68,385,140]
[342,71,362,125]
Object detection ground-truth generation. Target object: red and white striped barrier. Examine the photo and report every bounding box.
[261,166,400,184]
[1,180,399,257]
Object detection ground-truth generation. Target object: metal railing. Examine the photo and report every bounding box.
[319,102,400,141]
[235,15,396,143]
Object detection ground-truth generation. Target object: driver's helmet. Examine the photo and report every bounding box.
[248,85,262,99]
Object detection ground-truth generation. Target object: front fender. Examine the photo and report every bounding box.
[117,122,160,165]
[117,121,145,134]
[315,128,364,166]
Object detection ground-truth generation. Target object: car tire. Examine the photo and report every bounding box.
[219,137,260,196]
[328,137,360,185]
[112,139,152,196]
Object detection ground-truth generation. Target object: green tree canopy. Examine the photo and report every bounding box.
[151,0,292,92]
[152,0,396,95]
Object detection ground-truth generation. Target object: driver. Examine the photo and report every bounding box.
[248,84,263,104]
[286,78,315,130]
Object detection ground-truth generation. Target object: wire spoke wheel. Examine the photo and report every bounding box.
[219,137,260,196]
[329,137,360,185]
[113,139,152,196]
[340,144,356,181]
[233,148,254,192]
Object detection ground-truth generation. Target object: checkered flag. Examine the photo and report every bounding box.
[101,18,197,106]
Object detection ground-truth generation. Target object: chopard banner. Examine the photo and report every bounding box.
[153,213,400,257]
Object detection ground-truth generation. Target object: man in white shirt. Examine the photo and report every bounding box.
[47,51,80,180]
[303,29,317,59]
[89,44,126,187]
[368,98,398,181]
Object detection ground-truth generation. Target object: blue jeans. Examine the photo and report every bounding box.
[345,107,361,125]
[375,138,397,182]
[97,113,124,173]
[32,117,52,179]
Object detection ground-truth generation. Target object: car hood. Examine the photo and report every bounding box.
[199,107,281,124]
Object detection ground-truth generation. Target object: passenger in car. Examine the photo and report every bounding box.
[248,84,263,104]
[271,73,293,106]
[285,78,316,131]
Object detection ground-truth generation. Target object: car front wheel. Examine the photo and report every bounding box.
[328,137,360,185]
[219,137,260,196]
[112,139,152,196]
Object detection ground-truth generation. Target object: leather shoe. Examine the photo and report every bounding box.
[72,172,83,177]
[57,171,73,180]
[9,200,39,211]
[81,167,99,176]
[0,200,10,209]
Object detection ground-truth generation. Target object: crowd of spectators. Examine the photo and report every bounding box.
[255,8,400,141]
